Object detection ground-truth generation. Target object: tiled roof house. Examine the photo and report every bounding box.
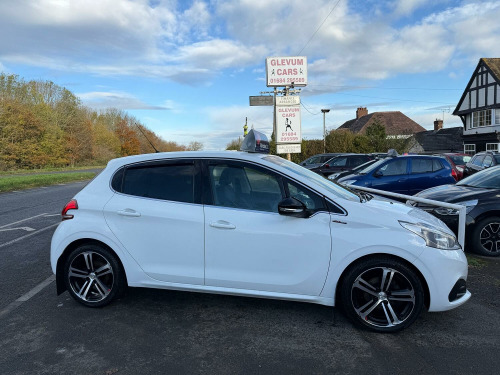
[338,107,425,137]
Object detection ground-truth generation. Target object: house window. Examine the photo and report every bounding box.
[471,110,492,128]
[495,109,500,125]
[464,144,475,155]
[486,143,500,152]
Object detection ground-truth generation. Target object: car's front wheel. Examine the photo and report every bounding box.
[471,216,500,257]
[340,257,424,333]
[64,244,126,307]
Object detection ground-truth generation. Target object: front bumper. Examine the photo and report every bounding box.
[413,246,471,312]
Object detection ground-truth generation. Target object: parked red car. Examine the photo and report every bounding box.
[435,153,471,181]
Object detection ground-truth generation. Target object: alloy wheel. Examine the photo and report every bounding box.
[479,222,500,254]
[68,251,114,303]
[351,266,416,328]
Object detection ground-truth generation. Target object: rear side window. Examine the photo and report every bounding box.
[411,159,438,174]
[121,163,195,203]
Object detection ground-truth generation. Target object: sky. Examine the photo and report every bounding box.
[1,0,499,150]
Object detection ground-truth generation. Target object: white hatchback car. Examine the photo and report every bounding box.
[51,133,470,332]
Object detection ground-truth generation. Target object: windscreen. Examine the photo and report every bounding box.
[457,166,500,189]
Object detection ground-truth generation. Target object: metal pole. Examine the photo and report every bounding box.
[321,109,330,153]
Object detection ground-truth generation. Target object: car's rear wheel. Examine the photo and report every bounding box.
[340,257,424,333]
[471,216,500,257]
[64,244,126,307]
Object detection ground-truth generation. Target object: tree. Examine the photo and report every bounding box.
[226,137,242,150]
[187,141,203,151]
[364,118,387,152]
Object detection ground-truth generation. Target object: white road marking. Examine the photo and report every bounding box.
[44,214,61,217]
[0,275,55,319]
[0,213,48,229]
[0,227,36,233]
[0,223,59,249]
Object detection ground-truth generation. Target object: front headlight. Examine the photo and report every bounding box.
[399,221,461,250]
[340,179,356,185]
[433,199,477,216]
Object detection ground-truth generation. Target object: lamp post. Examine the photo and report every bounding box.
[321,109,330,153]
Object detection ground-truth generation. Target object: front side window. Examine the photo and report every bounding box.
[209,163,283,212]
[121,163,195,203]
[285,180,325,211]
[330,157,347,167]
[377,159,408,176]
[472,154,485,166]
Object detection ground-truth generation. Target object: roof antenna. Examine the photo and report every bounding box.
[135,123,159,153]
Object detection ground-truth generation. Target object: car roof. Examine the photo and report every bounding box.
[106,151,269,169]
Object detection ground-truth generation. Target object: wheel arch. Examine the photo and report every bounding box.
[56,238,128,295]
[334,253,431,310]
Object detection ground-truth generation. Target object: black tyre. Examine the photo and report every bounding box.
[470,216,500,257]
[340,257,424,333]
[64,244,126,307]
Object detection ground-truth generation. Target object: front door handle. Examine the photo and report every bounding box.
[210,221,236,229]
[117,209,141,217]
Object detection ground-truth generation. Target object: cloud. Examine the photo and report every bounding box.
[77,91,173,110]
[392,0,430,17]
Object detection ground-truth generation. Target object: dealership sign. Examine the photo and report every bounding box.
[266,56,307,87]
[276,96,301,150]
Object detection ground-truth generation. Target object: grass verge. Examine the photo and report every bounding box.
[466,254,488,269]
[0,165,105,176]
[0,172,96,193]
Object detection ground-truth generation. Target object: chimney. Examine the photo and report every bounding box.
[356,107,368,119]
[434,119,443,131]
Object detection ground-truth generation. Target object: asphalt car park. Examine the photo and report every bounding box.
[1,166,499,374]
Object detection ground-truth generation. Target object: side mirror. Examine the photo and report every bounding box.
[278,197,309,218]
[374,170,383,178]
[324,164,330,169]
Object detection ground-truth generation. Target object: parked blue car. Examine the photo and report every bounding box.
[337,155,456,195]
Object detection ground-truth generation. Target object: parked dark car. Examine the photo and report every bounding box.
[463,151,500,177]
[300,153,343,169]
[408,166,500,257]
[310,154,373,177]
[435,153,471,181]
[328,159,380,181]
[337,155,456,195]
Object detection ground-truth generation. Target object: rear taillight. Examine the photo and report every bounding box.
[62,199,78,221]
[451,168,458,181]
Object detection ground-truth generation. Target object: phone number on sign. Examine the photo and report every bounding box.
[280,137,300,142]
[269,77,306,84]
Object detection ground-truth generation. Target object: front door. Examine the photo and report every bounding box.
[203,160,332,295]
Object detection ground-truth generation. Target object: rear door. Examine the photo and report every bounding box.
[408,157,437,195]
[103,160,205,285]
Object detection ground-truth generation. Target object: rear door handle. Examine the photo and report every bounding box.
[210,221,236,229]
[117,209,141,217]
